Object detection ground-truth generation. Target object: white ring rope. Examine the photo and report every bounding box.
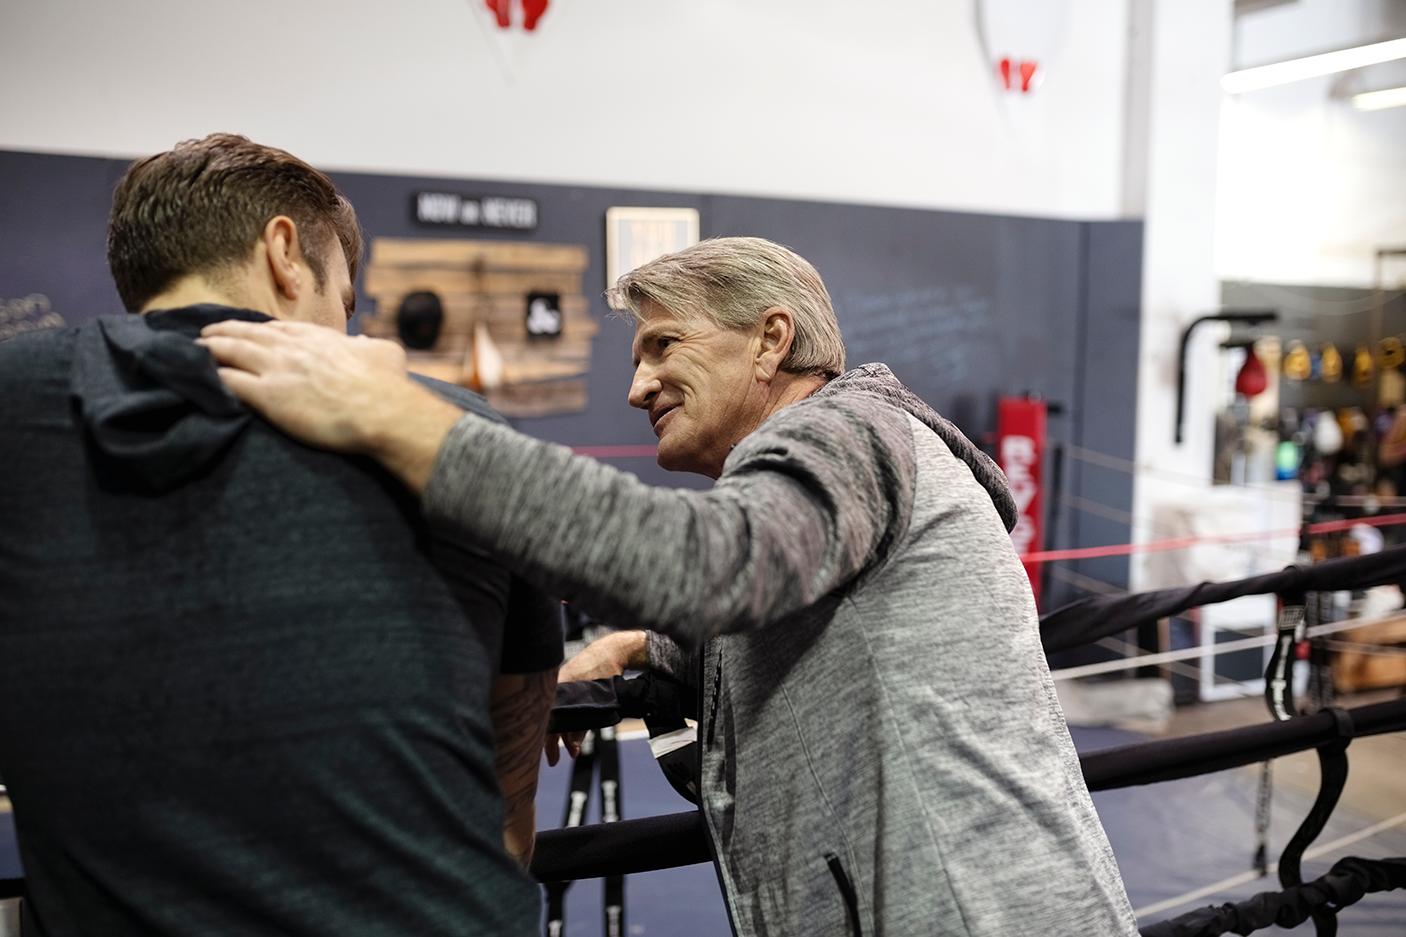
[1050,614,1399,682]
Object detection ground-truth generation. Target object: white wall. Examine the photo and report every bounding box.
[0,0,1131,220]
[1130,0,1406,590]
[1215,0,1406,287]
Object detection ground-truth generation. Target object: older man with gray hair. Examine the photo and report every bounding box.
[203,236,1138,936]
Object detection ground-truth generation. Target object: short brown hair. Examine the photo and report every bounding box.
[107,134,363,312]
[607,237,846,379]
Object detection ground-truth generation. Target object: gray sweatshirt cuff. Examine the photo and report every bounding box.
[646,631,697,687]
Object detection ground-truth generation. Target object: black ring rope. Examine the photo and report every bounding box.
[1078,699,1402,791]
[1039,544,1406,654]
[1139,856,1406,937]
[531,811,710,883]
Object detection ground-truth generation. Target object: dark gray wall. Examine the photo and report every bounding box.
[0,149,1142,606]
[1059,222,1143,608]
[0,151,130,322]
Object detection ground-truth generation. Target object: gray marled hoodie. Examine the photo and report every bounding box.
[423,364,1138,937]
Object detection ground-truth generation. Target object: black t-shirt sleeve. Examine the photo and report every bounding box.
[411,375,564,674]
[501,577,564,674]
[410,374,504,426]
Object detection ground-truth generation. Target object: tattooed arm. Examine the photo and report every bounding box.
[490,668,558,866]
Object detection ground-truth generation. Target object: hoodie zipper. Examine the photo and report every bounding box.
[706,646,723,749]
[824,853,862,936]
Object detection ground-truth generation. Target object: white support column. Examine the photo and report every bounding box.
[1127,0,1237,590]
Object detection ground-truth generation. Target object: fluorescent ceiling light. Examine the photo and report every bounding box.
[1222,36,1406,94]
[1354,86,1406,111]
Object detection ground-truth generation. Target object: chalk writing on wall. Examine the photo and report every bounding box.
[835,286,993,386]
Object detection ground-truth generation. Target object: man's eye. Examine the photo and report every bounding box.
[658,337,675,349]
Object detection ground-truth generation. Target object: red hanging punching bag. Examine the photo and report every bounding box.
[1236,347,1268,398]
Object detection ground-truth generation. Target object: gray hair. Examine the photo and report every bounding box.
[606,236,846,379]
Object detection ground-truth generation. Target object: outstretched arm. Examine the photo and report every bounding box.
[202,319,915,650]
[420,407,912,648]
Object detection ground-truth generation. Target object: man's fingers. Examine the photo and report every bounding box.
[364,335,410,370]
[199,319,330,371]
[201,321,409,378]
[200,319,286,344]
[201,318,319,340]
[199,335,274,375]
[196,317,437,463]
[542,731,587,764]
[213,367,269,407]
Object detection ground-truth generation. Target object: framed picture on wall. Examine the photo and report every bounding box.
[605,207,700,294]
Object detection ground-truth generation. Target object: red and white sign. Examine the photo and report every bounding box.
[998,397,1046,605]
[474,0,554,82]
[976,0,1070,94]
[483,0,549,31]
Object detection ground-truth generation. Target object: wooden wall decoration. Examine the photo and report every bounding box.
[361,238,596,417]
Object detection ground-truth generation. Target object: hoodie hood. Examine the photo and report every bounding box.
[812,363,1019,532]
[70,305,267,494]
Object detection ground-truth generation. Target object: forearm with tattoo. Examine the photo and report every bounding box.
[490,668,558,866]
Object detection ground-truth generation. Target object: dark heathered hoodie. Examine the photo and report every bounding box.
[0,307,556,937]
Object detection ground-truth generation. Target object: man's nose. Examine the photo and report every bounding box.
[628,364,659,410]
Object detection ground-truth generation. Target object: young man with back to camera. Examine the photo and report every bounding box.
[0,133,560,936]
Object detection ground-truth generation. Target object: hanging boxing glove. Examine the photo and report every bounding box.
[1353,345,1375,387]
[1314,411,1343,455]
[1283,341,1311,381]
[1320,342,1343,383]
[1379,337,1405,370]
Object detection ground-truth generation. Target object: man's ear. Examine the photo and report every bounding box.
[261,216,307,301]
[755,306,795,382]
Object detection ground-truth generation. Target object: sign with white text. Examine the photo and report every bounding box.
[413,192,538,231]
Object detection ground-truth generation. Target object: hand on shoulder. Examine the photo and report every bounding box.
[199,319,463,494]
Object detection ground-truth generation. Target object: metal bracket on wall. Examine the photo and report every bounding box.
[1175,309,1278,444]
